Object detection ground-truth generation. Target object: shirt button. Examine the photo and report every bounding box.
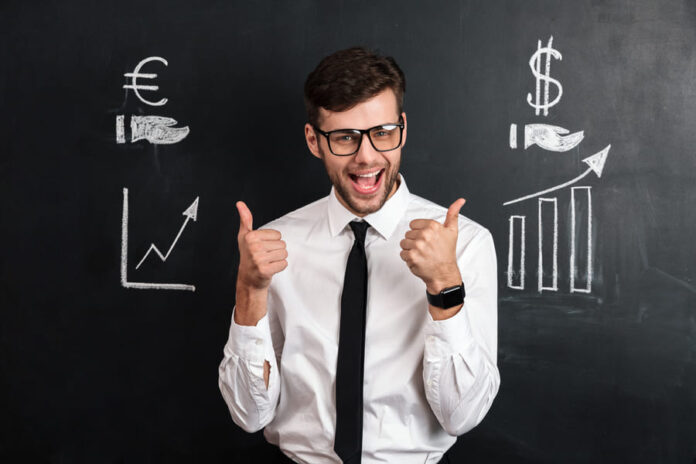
[255,339,263,346]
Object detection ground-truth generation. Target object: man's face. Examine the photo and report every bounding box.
[304,88,407,217]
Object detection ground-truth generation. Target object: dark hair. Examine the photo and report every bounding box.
[303,46,406,127]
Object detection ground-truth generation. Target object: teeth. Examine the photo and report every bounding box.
[355,169,382,177]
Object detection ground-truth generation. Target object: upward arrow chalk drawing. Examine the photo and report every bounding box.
[135,196,199,269]
[503,145,610,206]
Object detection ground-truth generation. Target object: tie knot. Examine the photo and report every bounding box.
[349,220,370,246]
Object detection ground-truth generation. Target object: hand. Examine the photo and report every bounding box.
[525,123,584,152]
[399,198,466,293]
[236,201,288,291]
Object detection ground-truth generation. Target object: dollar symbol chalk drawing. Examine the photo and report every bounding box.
[527,36,563,116]
[123,56,169,107]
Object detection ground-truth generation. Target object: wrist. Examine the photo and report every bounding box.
[426,273,462,295]
[234,278,269,326]
[425,264,462,295]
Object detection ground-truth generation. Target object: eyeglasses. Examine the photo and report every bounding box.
[312,116,404,156]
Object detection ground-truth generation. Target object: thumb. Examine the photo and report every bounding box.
[236,201,254,235]
[444,198,466,230]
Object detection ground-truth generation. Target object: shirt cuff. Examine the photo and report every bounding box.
[225,306,273,362]
[424,303,476,357]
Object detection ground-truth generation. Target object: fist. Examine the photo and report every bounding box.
[399,198,466,292]
[236,201,288,290]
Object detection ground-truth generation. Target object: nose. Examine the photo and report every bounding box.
[353,132,380,164]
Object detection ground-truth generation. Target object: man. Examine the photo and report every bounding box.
[218,46,500,464]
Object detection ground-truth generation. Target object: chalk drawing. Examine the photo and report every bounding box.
[123,56,169,107]
[130,115,190,144]
[503,145,609,206]
[570,186,592,293]
[507,215,526,290]
[538,197,558,292]
[116,115,125,143]
[135,196,199,270]
[121,187,196,291]
[524,124,584,151]
[509,123,584,151]
[527,36,563,117]
[506,35,610,294]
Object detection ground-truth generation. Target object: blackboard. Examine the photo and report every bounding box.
[2,0,695,462]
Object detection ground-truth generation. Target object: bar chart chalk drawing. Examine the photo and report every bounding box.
[121,188,197,291]
[570,186,593,293]
[538,197,558,292]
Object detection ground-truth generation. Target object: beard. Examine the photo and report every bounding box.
[319,145,401,216]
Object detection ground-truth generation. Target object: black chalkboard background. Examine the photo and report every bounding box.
[2,0,695,462]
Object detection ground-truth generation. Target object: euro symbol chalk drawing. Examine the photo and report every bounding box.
[509,124,584,152]
[121,188,197,291]
[503,145,610,206]
[123,56,169,107]
[527,36,563,116]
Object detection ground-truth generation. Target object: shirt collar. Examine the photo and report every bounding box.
[327,172,410,241]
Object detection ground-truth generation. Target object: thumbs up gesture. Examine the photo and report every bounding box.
[236,201,288,291]
[399,198,466,294]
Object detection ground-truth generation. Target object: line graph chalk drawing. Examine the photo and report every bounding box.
[121,187,197,291]
[538,197,558,292]
[135,195,199,270]
[570,186,592,293]
[503,144,610,206]
[507,215,526,290]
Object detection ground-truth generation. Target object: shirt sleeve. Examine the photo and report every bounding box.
[423,227,501,436]
[218,304,282,433]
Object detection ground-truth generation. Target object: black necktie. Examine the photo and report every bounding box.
[334,220,370,464]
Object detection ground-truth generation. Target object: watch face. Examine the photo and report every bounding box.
[441,285,464,308]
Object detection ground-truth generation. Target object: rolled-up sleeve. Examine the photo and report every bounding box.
[218,306,281,433]
[423,227,500,436]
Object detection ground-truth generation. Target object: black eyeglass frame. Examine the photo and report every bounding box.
[311,116,405,156]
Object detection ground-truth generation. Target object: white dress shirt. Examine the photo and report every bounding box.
[218,172,500,463]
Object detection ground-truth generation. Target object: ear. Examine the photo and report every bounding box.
[400,112,407,148]
[305,123,322,160]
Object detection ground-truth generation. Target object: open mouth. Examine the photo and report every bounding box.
[348,168,385,195]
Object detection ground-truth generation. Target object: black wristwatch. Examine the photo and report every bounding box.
[426,283,465,309]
